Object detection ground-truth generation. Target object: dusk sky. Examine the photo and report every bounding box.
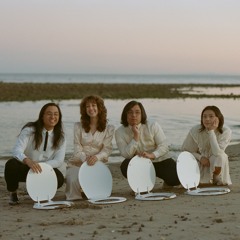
[1,0,240,75]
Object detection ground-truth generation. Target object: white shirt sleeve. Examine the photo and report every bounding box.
[12,127,32,161]
[94,125,114,161]
[115,122,170,161]
[151,121,169,159]
[115,126,139,159]
[12,127,66,169]
[71,122,87,162]
[208,128,231,156]
[181,129,202,161]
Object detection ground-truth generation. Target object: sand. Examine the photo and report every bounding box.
[0,144,239,240]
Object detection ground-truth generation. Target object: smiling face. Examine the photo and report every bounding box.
[202,109,218,129]
[42,106,60,130]
[86,101,99,118]
[127,104,142,126]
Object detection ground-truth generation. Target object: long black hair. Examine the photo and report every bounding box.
[22,102,64,150]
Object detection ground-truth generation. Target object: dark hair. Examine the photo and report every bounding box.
[121,100,147,127]
[22,102,64,149]
[200,105,224,133]
[80,95,107,132]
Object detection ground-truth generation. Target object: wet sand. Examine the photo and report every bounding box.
[0,143,239,240]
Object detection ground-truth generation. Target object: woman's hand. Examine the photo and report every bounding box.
[199,156,210,167]
[132,125,140,141]
[138,152,155,160]
[86,155,97,166]
[23,158,42,173]
[207,117,219,131]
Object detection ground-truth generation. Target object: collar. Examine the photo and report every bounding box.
[43,128,53,135]
[128,123,142,130]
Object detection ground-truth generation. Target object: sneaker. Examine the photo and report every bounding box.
[213,174,223,186]
[9,192,19,205]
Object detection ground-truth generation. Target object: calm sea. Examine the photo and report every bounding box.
[0,73,240,176]
[1,73,240,84]
[0,98,239,161]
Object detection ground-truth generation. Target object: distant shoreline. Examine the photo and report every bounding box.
[1,82,240,102]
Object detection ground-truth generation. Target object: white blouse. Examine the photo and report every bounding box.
[12,126,66,174]
[181,124,232,184]
[181,124,232,161]
[68,122,114,163]
[115,121,171,162]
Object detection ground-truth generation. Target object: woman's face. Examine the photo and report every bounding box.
[127,104,142,126]
[86,101,99,118]
[43,106,60,130]
[202,109,218,129]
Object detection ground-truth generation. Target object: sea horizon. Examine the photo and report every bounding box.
[1,72,240,84]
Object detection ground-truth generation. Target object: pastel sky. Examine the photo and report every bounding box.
[1,0,240,75]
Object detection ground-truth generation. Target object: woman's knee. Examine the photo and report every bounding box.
[4,158,23,177]
[5,158,19,170]
[66,173,78,186]
[120,159,131,178]
[210,153,228,167]
[154,159,180,186]
[54,169,65,188]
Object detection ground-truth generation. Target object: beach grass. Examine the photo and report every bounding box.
[1,82,240,102]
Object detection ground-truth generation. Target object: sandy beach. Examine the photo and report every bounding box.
[1,0,240,238]
[0,83,239,240]
[0,143,239,240]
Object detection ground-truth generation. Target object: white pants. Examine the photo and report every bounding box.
[199,153,232,185]
[65,166,82,200]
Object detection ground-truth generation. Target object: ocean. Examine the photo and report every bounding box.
[1,73,240,84]
[0,98,239,162]
[0,73,240,176]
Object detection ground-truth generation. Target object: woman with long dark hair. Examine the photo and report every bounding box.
[182,105,232,186]
[5,102,66,205]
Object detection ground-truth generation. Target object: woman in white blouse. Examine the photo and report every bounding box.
[182,105,232,186]
[65,95,114,200]
[4,102,66,205]
[115,100,180,188]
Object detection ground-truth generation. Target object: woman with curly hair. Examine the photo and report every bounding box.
[182,105,232,186]
[65,95,114,200]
